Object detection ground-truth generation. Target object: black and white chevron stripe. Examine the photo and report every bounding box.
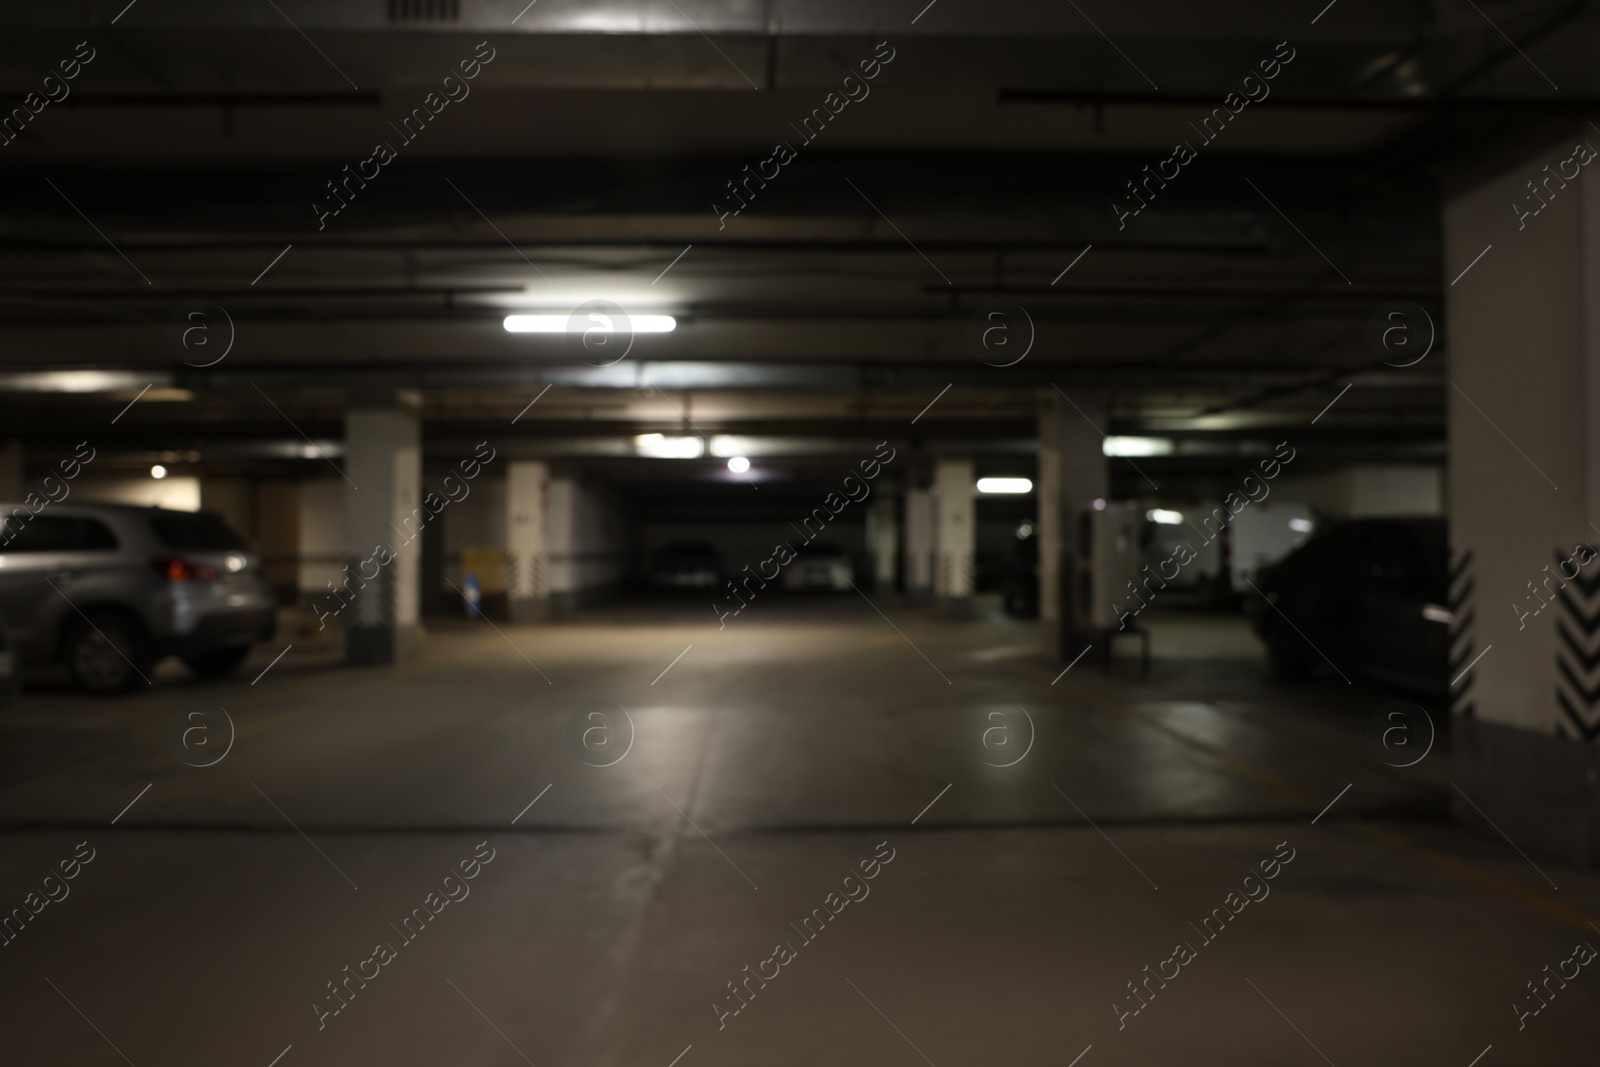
[1448,548,1476,718]
[1554,548,1600,741]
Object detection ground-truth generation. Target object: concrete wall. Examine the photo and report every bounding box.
[549,477,629,602]
[298,478,345,597]
[72,474,201,511]
[200,477,254,536]
[1274,464,1444,518]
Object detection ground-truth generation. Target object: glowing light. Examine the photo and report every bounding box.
[1103,436,1174,457]
[1289,518,1314,533]
[503,313,676,333]
[150,465,168,479]
[635,433,703,458]
[727,456,750,473]
[1146,509,1184,525]
[976,477,1033,494]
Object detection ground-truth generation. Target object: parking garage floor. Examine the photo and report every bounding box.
[1,602,1596,1067]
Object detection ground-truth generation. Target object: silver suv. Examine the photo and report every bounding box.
[0,504,276,694]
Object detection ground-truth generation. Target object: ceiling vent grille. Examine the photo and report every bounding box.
[387,0,460,23]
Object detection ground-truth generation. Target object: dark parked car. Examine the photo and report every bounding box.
[0,504,276,694]
[648,542,722,590]
[1247,517,1450,695]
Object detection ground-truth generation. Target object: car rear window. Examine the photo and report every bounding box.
[0,515,119,553]
[149,512,247,551]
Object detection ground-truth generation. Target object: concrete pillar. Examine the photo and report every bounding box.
[343,396,422,665]
[507,461,550,621]
[903,487,934,596]
[0,441,22,500]
[545,477,578,609]
[866,492,900,591]
[1445,127,1600,863]
[1038,391,1109,652]
[932,459,975,601]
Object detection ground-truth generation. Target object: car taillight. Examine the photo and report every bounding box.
[151,557,218,582]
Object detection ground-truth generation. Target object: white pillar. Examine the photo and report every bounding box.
[903,487,934,595]
[866,493,900,591]
[1038,391,1109,650]
[506,460,550,621]
[545,477,578,608]
[343,396,422,664]
[1446,126,1600,863]
[933,459,975,599]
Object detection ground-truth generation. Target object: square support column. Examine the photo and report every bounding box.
[904,487,934,597]
[343,396,422,665]
[933,459,975,603]
[506,461,550,622]
[1446,127,1600,863]
[866,492,900,592]
[1038,390,1109,655]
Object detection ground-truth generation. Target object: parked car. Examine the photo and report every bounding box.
[0,504,276,694]
[782,543,853,592]
[1247,517,1449,695]
[648,542,722,590]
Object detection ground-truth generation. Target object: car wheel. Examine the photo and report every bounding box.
[65,611,152,695]
[183,646,252,679]
[1265,622,1314,679]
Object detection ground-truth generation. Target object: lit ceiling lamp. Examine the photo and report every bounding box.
[727,456,750,473]
[976,477,1033,494]
[1103,436,1173,457]
[503,314,676,333]
[635,433,703,458]
[1146,509,1183,525]
[150,464,168,479]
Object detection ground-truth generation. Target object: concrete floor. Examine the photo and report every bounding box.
[1,598,1597,1066]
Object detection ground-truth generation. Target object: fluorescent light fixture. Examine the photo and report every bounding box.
[635,433,703,459]
[727,456,750,473]
[977,477,1033,494]
[150,464,167,479]
[0,370,167,393]
[1289,517,1314,533]
[1146,508,1184,525]
[1103,436,1173,457]
[504,313,676,333]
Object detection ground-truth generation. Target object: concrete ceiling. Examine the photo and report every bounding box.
[0,0,1580,486]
